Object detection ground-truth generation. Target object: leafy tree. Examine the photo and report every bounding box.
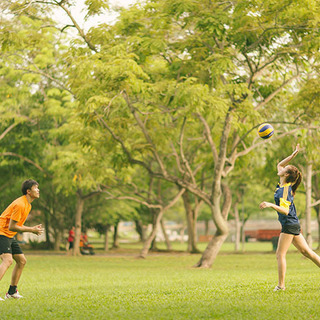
[2,0,320,269]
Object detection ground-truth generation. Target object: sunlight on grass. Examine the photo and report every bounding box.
[1,252,319,319]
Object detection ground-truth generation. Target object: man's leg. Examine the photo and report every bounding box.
[0,253,13,281]
[11,254,27,286]
[4,254,27,299]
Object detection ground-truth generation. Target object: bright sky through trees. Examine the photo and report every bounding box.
[52,0,137,30]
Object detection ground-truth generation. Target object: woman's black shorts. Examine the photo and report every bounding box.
[281,224,301,236]
[0,235,23,255]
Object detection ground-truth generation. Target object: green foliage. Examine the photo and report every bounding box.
[1,0,320,252]
[84,0,109,19]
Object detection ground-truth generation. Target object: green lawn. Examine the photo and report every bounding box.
[1,250,320,319]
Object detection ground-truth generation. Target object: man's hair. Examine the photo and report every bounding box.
[21,179,39,195]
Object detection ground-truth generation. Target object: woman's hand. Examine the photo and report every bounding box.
[259,201,272,210]
[259,201,289,215]
[292,143,300,156]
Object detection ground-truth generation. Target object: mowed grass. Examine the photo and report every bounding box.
[1,251,320,319]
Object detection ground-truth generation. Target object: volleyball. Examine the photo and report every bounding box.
[258,123,274,139]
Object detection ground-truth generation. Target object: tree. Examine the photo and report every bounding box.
[78,0,320,267]
[3,0,320,268]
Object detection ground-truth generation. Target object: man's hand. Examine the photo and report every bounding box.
[32,224,44,236]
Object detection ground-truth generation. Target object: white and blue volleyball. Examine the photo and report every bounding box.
[258,123,274,139]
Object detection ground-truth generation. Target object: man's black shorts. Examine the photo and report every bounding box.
[0,235,23,255]
[281,223,301,236]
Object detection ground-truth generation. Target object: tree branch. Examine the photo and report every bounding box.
[179,117,197,185]
[310,199,320,207]
[123,91,168,177]
[164,188,186,211]
[15,67,73,94]
[170,142,184,175]
[94,111,154,175]
[255,74,299,110]
[57,2,97,52]
[0,123,19,141]
[0,152,49,175]
[195,113,218,164]
[235,127,304,159]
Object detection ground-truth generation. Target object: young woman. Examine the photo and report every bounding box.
[260,144,320,291]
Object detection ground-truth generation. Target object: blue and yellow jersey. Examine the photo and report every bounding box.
[274,182,299,226]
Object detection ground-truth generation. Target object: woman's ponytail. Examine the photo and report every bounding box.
[286,165,302,196]
[291,171,302,195]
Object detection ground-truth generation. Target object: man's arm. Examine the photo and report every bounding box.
[9,219,43,235]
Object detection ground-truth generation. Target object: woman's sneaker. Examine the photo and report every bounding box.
[273,285,285,292]
[5,291,23,299]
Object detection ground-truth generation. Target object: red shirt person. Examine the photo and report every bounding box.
[68,226,75,250]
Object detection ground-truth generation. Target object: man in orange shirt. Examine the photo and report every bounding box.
[0,179,43,300]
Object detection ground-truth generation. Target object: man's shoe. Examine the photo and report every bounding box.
[0,296,4,301]
[5,291,23,299]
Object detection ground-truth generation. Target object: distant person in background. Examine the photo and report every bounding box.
[260,144,320,291]
[80,231,95,255]
[67,226,75,255]
[0,179,43,300]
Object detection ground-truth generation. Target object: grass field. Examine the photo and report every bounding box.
[1,248,320,319]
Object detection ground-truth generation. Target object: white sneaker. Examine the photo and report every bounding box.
[0,297,4,301]
[273,285,285,292]
[5,291,23,299]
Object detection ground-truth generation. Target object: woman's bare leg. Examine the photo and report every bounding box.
[292,234,320,267]
[276,233,294,288]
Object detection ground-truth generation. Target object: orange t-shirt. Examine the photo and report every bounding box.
[0,195,31,238]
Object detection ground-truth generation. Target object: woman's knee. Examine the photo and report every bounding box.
[276,249,285,258]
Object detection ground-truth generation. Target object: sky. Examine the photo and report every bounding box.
[52,0,137,30]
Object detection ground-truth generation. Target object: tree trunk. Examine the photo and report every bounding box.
[73,192,84,256]
[194,231,228,268]
[194,111,232,267]
[204,220,209,236]
[44,209,52,249]
[135,219,147,242]
[240,223,245,252]
[182,191,200,253]
[150,210,159,251]
[194,202,229,267]
[150,237,158,251]
[305,162,313,247]
[112,222,119,249]
[241,190,246,252]
[53,229,61,251]
[234,204,241,252]
[317,207,320,250]
[104,225,110,251]
[139,209,163,258]
[160,218,172,251]
[312,174,320,250]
